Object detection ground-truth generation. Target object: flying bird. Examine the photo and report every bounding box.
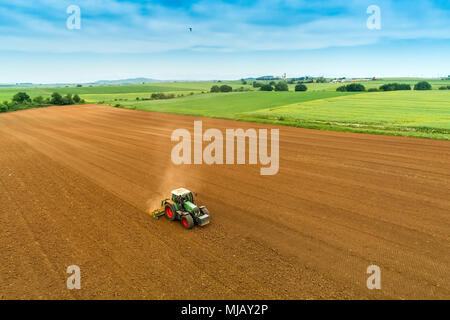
[188,27,192,32]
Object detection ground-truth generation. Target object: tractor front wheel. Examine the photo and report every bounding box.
[181,215,194,229]
[165,203,176,221]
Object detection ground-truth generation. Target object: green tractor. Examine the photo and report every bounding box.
[151,188,210,229]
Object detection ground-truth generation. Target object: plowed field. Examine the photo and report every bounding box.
[0,105,449,299]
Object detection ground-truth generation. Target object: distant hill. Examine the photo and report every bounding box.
[243,76,278,81]
[0,83,37,88]
[91,78,160,85]
[256,75,278,80]
[0,78,161,88]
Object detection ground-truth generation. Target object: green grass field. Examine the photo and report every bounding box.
[114,91,357,116]
[297,78,449,92]
[109,89,450,139]
[245,90,450,139]
[0,81,247,102]
[1,78,449,139]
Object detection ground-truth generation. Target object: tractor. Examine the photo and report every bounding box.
[151,188,210,229]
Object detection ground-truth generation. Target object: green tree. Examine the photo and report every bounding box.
[32,96,44,104]
[240,79,247,85]
[345,83,366,92]
[295,84,307,91]
[210,85,220,92]
[379,83,395,91]
[397,83,411,90]
[274,81,289,91]
[260,84,273,91]
[379,83,411,91]
[414,81,432,90]
[50,92,64,105]
[252,81,262,88]
[219,85,233,92]
[62,94,74,105]
[73,94,81,103]
[12,92,31,103]
[0,103,8,113]
[151,93,167,99]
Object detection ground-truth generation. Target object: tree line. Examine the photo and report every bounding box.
[0,92,85,113]
[211,81,309,93]
[337,81,434,92]
[210,84,253,93]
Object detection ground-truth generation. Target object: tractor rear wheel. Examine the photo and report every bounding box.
[181,215,194,229]
[165,203,176,221]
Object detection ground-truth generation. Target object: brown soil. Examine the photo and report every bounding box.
[0,105,449,299]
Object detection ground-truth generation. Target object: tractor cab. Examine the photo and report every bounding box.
[171,187,194,204]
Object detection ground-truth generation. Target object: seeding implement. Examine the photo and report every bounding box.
[151,188,210,229]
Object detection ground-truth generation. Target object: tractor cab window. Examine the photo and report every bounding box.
[171,192,193,203]
[184,193,193,203]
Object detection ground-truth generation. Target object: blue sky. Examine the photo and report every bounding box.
[0,0,449,83]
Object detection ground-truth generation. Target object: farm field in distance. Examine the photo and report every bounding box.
[1,78,450,139]
[0,81,229,101]
[247,90,450,139]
